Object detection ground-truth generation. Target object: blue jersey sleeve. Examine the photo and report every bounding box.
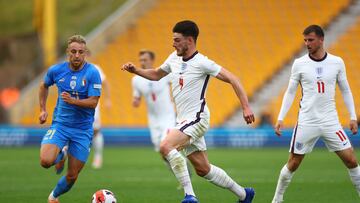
[44,66,56,87]
[88,68,102,97]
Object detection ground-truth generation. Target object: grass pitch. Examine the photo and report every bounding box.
[0,147,358,203]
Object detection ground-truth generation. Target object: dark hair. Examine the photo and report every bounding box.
[303,25,324,37]
[172,20,199,42]
[139,49,155,60]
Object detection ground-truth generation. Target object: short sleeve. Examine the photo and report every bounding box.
[160,52,175,73]
[132,77,141,98]
[202,57,222,77]
[88,69,102,97]
[44,66,56,87]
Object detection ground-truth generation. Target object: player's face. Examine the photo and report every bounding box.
[304,32,323,55]
[139,53,154,69]
[173,32,190,56]
[67,42,87,69]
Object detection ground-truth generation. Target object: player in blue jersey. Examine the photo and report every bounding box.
[38,35,102,203]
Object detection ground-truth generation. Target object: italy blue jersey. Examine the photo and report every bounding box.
[44,61,102,129]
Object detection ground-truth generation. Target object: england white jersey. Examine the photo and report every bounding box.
[278,52,356,126]
[160,51,221,122]
[132,74,176,128]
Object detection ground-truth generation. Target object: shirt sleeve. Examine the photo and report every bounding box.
[132,77,141,98]
[337,59,357,120]
[88,69,102,97]
[202,57,222,77]
[44,66,56,87]
[277,60,300,121]
[160,52,174,73]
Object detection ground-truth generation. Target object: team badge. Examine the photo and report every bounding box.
[181,62,187,72]
[82,78,86,86]
[295,142,303,150]
[70,80,76,89]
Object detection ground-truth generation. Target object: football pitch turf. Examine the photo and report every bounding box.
[0,147,359,203]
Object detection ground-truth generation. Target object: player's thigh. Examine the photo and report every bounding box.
[68,128,93,163]
[321,124,352,152]
[40,127,68,161]
[67,154,85,181]
[187,150,210,176]
[161,128,191,151]
[289,125,321,154]
[335,147,358,168]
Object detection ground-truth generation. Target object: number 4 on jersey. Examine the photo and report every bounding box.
[317,81,325,93]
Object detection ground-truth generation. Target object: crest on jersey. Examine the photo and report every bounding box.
[295,142,303,150]
[70,80,76,89]
[82,78,86,86]
[181,62,187,72]
[316,67,323,78]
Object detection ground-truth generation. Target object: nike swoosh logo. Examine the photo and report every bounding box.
[343,142,348,146]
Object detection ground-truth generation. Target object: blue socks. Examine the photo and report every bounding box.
[53,176,74,198]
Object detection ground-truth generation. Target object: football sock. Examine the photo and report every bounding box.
[272,164,294,202]
[93,132,104,162]
[54,149,65,165]
[165,149,195,196]
[348,165,360,196]
[203,164,246,200]
[52,176,74,198]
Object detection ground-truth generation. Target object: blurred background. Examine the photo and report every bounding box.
[1,1,360,202]
[0,0,359,147]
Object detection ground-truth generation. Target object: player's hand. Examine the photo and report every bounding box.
[350,120,358,135]
[61,92,75,104]
[242,107,255,124]
[39,111,48,124]
[122,62,137,73]
[275,120,284,136]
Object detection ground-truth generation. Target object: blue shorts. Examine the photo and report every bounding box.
[41,122,93,162]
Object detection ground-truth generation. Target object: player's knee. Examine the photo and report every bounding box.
[66,172,79,183]
[287,159,301,172]
[345,156,358,169]
[40,158,53,168]
[159,140,172,156]
[195,165,210,177]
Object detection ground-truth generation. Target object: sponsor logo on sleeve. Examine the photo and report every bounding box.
[93,84,102,89]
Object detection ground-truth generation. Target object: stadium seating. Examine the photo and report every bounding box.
[266,16,360,127]
[21,0,351,126]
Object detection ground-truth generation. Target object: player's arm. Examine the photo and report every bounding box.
[122,62,168,81]
[215,67,255,124]
[338,61,358,134]
[39,82,49,124]
[61,92,99,109]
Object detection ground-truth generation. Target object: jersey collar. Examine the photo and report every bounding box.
[182,51,198,62]
[309,52,327,62]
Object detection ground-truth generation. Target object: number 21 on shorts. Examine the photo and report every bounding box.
[44,129,56,140]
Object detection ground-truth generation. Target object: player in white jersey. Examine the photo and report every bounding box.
[123,20,255,203]
[272,25,360,203]
[132,50,176,151]
[92,64,111,169]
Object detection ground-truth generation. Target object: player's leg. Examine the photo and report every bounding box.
[187,149,253,202]
[40,128,68,171]
[49,154,85,202]
[323,125,360,197]
[92,128,104,169]
[272,125,319,203]
[159,129,196,198]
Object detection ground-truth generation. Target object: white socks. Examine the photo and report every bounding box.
[204,164,246,200]
[93,132,104,161]
[348,165,360,197]
[272,164,294,202]
[166,149,195,196]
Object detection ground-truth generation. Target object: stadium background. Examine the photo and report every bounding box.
[0,0,360,202]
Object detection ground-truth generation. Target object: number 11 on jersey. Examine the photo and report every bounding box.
[317,81,325,93]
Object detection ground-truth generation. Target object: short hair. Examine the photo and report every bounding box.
[139,49,155,60]
[67,35,87,45]
[172,20,199,42]
[303,25,324,37]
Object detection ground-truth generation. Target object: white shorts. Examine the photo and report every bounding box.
[289,123,352,154]
[176,117,209,156]
[93,106,101,130]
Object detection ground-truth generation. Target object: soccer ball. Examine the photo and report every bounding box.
[91,189,117,203]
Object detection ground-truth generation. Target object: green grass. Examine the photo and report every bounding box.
[0,0,126,38]
[0,147,359,202]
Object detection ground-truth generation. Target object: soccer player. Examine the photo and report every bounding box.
[39,35,102,203]
[123,20,255,203]
[272,25,360,203]
[132,50,176,152]
[92,64,111,169]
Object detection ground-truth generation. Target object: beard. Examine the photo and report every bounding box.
[176,46,188,56]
